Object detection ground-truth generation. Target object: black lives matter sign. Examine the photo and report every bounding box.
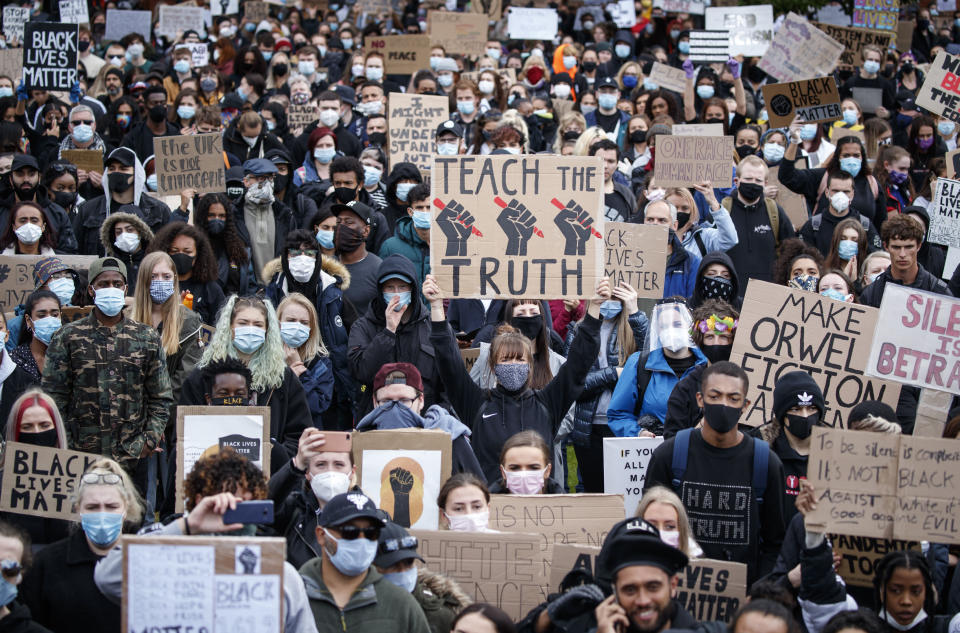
[22,23,78,91]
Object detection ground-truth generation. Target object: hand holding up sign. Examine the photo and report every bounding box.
[586,277,612,320]
[497,198,538,256]
[436,198,476,257]
[611,282,639,315]
[553,198,595,256]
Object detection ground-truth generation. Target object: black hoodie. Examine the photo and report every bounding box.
[382,162,423,234]
[0,602,51,633]
[690,251,742,310]
[347,254,446,416]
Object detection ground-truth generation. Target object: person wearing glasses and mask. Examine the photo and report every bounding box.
[0,520,49,633]
[20,458,143,633]
[301,492,431,633]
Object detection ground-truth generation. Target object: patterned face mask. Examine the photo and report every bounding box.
[701,275,733,301]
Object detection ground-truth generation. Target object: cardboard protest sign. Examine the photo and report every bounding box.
[648,61,687,94]
[672,123,724,136]
[287,104,319,130]
[852,86,884,114]
[896,19,915,51]
[549,545,746,623]
[762,77,842,129]
[210,0,241,16]
[2,7,28,43]
[175,406,271,513]
[153,133,225,197]
[866,284,960,395]
[411,530,547,619]
[388,93,448,175]
[353,429,451,530]
[473,0,503,20]
[0,50,20,84]
[244,1,271,21]
[729,280,901,427]
[158,5,208,39]
[758,12,844,83]
[705,5,773,57]
[430,155,605,299]
[602,437,664,517]
[914,387,954,438]
[59,0,89,25]
[687,31,730,63]
[769,165,809,231]
[0,255,95,313]
[812,23,892,68]
[603,222,667,300]
[915,51,960,123]
[653,136,733,188]
[852,0,898,32]
[104,9,151,42]
[22,23,79,91]
[122,536,285,633]
[489,494,624,577]
[461,347,480,371]
[653,0,705,15]
[508,8,559,40]
[0,443,99,521]
[833,535,919,587]
[61,149,103,174]
[927,177,960,248]
[367,35,432,74]
[428,11,488,56]
[807,428,960,543]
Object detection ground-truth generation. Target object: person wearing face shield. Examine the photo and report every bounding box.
[644,361,786,584]
[607,300,707,438]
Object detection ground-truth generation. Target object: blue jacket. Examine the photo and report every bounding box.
[564,310,648,446]
[584,108,630,146]
[378,217,430,292]
[300,355,334,428]
[606,346,708,437]
[663,231,700,300]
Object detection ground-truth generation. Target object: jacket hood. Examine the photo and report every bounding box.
[386,162,422,200]
[100,211,154,256]
[692,250,740,304]
[262,254,351,291]
[102,156,146,206]
[367,254,424,323]
[417,568,472,610]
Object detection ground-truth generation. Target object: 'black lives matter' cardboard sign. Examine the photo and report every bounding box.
[917,51,960,124]
[604,222,668,300]
[22,23,78,91]
[0,443,99,521]
[430,155,605,299]
[762,76,842,129]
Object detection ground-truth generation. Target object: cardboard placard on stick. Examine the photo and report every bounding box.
[428,11,488,56]
[758,12,844,83]
[61,149,103,174]
[388,93,448,175]
[916,51,960,123]
[865,284,960,394]
[603,222,668,300]
[833,535,920,588]
[367,35,432,74]
[22,23,79,91]
[762,77,842,129]
[926,177,960,248]
[687,30,730,63]
[648,62,687,94]
[705,5,773,57]
[175,406,271,513]
[353,429,451,530]
[672,123,724,136]
[0,443,99,521]
[287,104,319,130]
[2,7,29,43]
[812,23,892,68]
[122,536,285,633]
[430,155,605,299]
[729,280,901,427]
[602,437,664,517]
[852,0,898,32]
[0,255,96,313]
[653,136,733,188]
[411,529,547,620]
[153,132,225,197]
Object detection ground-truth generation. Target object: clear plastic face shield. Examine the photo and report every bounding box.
[647,302,694,353]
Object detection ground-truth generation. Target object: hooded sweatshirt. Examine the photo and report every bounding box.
[690,251,742,309]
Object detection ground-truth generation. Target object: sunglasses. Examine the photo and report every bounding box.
[81,473,122,485]
[333,525,381,540]
[288,248,318,258]
[71,119,94,126]
[0,560,20,580]
[49,162,78,176]
[378,535,417,555]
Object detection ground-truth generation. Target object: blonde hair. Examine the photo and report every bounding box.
[2,390,68,467]
[552,111,587,153]
[499,110,530,153]
[736,155,768,179]
[133,252,184,357]
[574,126,610,156]
[73,458,145,527]
[635,486,697,557]
[198,295,286,391]
[276,292,328,362]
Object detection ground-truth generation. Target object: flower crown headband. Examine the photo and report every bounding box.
[695,314,738,334]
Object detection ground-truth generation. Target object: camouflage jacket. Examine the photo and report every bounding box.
[41,311,173,464]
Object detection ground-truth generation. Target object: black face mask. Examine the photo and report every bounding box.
[629,129,646,144]
[368,132,386,147]
[78,40,91,52]
[170,252,195,275]
[676,211,690,227]
[335,224,365,253]
[210,396,247,406]
[208,219,226,235]
[18,429,58,447]
[334,186,357,203]
[700,342,732,364]
[581,61,597,72]
[273,63,288,76]
[735,144,755,159]
[148,104,167,122]
[227,186,245,202]
[512,314,543,341]
[52,190,78,209]
[785,412,819,439]
[901,62,914,74]
[274,173,289,193]
[108,172,133,193]
[702,403,741,434]
[701,275,734,301]
[738,182,763,202]
[704,117,724,125]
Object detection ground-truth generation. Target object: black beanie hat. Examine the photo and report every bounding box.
[848,400,898,427]
[773,371,824,423]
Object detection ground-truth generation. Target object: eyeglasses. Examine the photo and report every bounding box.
[71,119,94,126]
[381,397,417,407]
[288,248,318,258]
[81,473,122,485]
[379,535,417,554]
[0,560,21,580]
[333,525,381,540]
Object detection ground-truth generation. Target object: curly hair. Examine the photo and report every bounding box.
[184,447,268,512]
[198,295,286,391]
[194,193,248,267]
[147,221,219,283]
[881,214,924,245]
[773,238,825,286]
[201,357,253,395]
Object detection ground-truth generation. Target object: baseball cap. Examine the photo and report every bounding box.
[373,362,424,394]
[374,521,424,568]
[436,119,464,139]
[333,84,356,106]
[265,148,293,166]
[106,147,137,168]
[88,256,128,284]
[226,166,245,185]
[596,518,689,585]
[596,76,619,90]
[318,492,385,528]
[11,155,39,172]
[331,200,372,225]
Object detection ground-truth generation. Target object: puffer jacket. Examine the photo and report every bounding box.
[99,211,154,296]
[565,311,648,447]
[414,569,472,633]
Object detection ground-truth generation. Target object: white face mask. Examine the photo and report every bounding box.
[114,231,140,253]
[882,609,927,632]
[830,191,850,212]
[660,328,689,353]
[504,469,546,495]
[444,510,489,532]
[319,109,340,128]
[310,470,351,502]
[288,255,316,283]
[660,529,681,548]
[15,223,43,245]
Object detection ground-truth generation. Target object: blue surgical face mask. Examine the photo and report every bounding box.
[299,60,316,76]
[263,51,273,62]
[0,87,13,98]
[48,277,74,305]
[763,143,785,164]
[314,147,336,164]
[383,566,418,593]
[81,511,124,547]
[366,66,384,81]
[643,78,658,91]
[842,109,858,126]
[94,287,125,317]
[839,156,862,177]
[72,123,94,144]
[146,174,158,192]
[323,528,377,576]
[597,92,618,110]
[233,326,266,354]
[31,316,61,345]
[939,120,956,136]
[412,210,431,229]
[678,41,690,54]
[599,299,622,320]
[383,291,412,308]
[280,321,311,348]
[174,59,191,74]
[341,38,354,50]
[821,287,849,302]
[696,85,714,100]
[838,239,859,260]
[615,44,631,58]
[800,123,817,141]
[0,576,16,608]
[363,165,382,187]
[316,229,335,249]
[457,100,475,116]
[318,46,327,58]
[396,182,415,201]
[863,60,881,74]
[177,105,196,120]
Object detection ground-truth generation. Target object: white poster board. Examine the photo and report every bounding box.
[59,0,89,25]
[927,177,960,248]
[2,7,29,42]
[705,5,773,57]
[607,0,637,29]
[211,0,241,16]
[602,437,664,518]
[507,8,558,40]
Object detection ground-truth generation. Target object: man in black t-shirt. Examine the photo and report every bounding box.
[591,139,636,222]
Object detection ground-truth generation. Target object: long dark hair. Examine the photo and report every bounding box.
[147,222,219,283]
[0,202,58,253]
[194,193,248,267]
[450,605,516,633]
[106,96,140,143]
[823,135,873,178]
[873,550,936,617]
[19,289,60,345]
